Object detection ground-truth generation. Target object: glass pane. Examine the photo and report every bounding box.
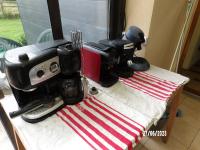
[16,0,53,44]
[0,0,25,45]
[14,0,109,44]
[0,0,27,72]
[59,0,108,42]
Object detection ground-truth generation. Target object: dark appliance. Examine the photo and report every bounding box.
[81,26,150,87]
[4,0,87,123]
[81,42,119,87]
[4,39,85,123]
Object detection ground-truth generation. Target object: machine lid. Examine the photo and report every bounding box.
[4,40,67,64]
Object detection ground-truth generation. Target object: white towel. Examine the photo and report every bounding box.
[2,66,189,150]
[88,65,189,124]
[57,92,152,150]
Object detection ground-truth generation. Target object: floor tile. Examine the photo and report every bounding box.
[179,93,200,129]
[178,104,200,129]
[140,136,150,144]
[144,135,186,150]
[181,94,200,112]
[134,136,150,150]
[189,130,200,150]
[134,143,149,150]
[171,117,199,148]
[136,145,149,150]
[139,146,149,150]
[180,92,188,101]
[134,143,144,150]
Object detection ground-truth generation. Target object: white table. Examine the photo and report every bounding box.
[0,66,189,150]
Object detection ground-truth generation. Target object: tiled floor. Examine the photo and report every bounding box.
[0,91,199,150]
[135,91,200,150]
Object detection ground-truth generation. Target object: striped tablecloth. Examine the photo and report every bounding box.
[88,66,189,124]
[1,66,189,150]
[55,65,189,150]
[119,71,179,101]
[56,93,152,150]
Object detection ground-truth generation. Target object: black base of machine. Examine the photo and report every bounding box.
[9,74,84,123]
[100,74,119,87]
[115,66,134,78]
[21,104,65,123]
[129,57,150,71]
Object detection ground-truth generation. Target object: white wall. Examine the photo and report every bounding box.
[126,0,155,57]
[126,0,196,70]
[145,0,189,69]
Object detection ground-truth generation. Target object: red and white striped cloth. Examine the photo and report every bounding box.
[2,66,189,150]
[55,66,189,150]
[120,71,179,101]
[87,66,189,125]
[57,96,145,150]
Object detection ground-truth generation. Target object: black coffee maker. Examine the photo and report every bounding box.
[81,26,150,87]
[4,39,85,123]
[100,26,150,78]
[3,0,88,123]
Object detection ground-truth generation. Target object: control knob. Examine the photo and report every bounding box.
[37,70,45,78]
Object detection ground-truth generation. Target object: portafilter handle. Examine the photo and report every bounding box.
[9,100,44,118]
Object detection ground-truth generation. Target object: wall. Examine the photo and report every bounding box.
[126,0,154,36]
[145,0,189,69]
[126,0,198,70]
[126,0,155,57]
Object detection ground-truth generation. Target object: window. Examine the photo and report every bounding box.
[17,0,126,44]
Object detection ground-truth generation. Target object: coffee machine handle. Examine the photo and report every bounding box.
[9,100,43,118]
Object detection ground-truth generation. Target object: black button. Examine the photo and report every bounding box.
[50,62,59,73]
[19,53,29,62]
[37,70,44,78]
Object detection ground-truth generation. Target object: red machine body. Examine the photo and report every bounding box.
[81,43,119,87]
[81,45,101,82]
